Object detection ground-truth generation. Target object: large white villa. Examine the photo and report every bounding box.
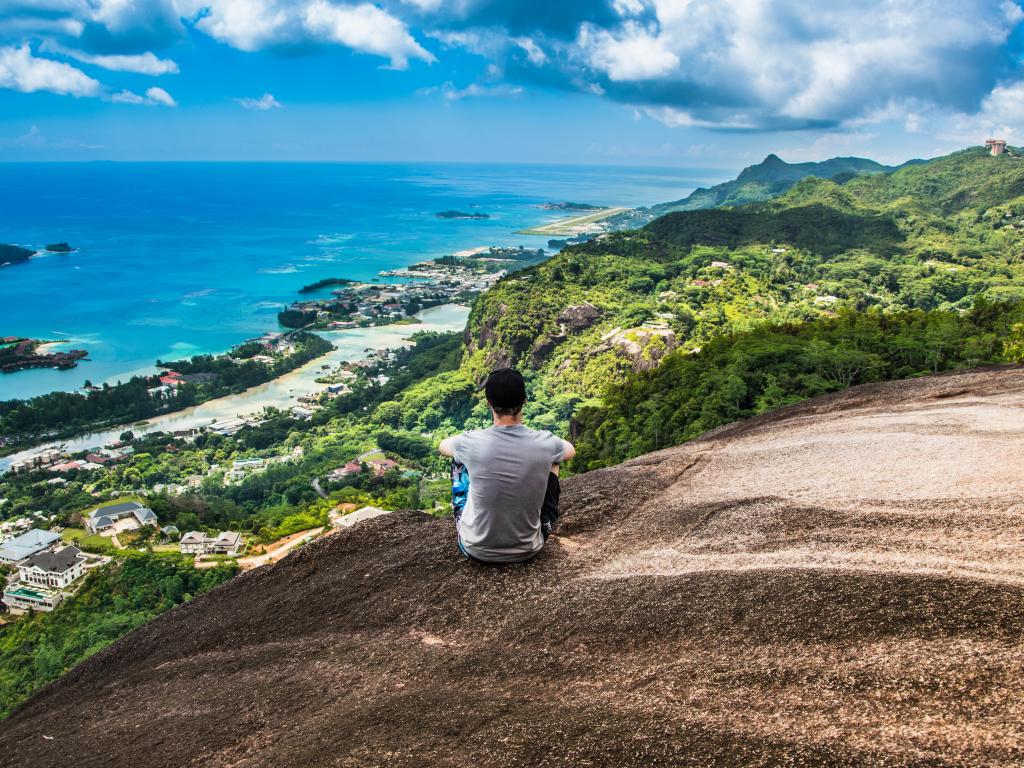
[2,545,88,614]
[85,501,158,535]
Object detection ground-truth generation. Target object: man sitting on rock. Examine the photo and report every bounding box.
[439,367,575,563]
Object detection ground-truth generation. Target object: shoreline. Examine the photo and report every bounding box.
[0,303,470,472]
[0,232,544,401]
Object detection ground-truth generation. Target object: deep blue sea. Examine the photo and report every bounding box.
[0,162,725,401]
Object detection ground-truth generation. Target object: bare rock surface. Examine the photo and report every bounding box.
[5,367,1024,767]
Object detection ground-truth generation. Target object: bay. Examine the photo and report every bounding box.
[0,161,723,400]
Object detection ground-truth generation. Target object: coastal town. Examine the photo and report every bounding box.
[277,245,546,331]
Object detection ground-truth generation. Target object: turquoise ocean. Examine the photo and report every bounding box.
[0,162,724,401]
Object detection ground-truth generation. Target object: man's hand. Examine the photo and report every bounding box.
[438,436,457,458]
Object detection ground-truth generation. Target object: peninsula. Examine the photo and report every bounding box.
[278,246,539,331]
[0,338,88,374]
[298,277,357,294]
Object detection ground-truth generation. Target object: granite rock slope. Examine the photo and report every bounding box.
[4,367,1024,767]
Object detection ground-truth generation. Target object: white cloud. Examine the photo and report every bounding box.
[629,0,1024,127]
[401,0,446,10]
[193,0,293,52]
[417,80,523,100]
[577,21,678,82]
[2,0,1023,136]
[41,43,179,75]
[109,89,146,104]
[641,105,755,130]
[144,85,176,105]
[0,15,85,38]
[110,85,177,106]
[191,0,435,68]
[612,0,648,15]
[512,36,546,65]
[0,44,100,97]
[303,1,435,68]
[937,79,1024,143]
[445,81,522,100]
[237,92,283,109]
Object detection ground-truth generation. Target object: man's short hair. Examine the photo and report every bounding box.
[485,368,527,416]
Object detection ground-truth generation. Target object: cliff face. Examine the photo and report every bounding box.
[6,367,1024,767]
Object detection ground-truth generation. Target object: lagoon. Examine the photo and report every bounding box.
[0,162,722,400]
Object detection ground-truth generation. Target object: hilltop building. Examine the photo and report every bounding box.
[986,138,1007,156]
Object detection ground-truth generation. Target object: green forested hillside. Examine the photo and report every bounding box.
[441,146,1024,450]
[0,553,237,717]
[572,301,1024,467]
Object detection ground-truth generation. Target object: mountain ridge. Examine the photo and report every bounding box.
[644,152,919,216]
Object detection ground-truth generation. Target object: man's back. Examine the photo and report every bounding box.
[452,424,566,562]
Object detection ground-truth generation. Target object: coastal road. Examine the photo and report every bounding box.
[311,477,327,499]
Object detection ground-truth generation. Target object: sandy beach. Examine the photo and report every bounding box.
[0,304,469,471]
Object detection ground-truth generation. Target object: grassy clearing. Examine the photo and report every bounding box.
[78,533,118,555]
[60,527,88,543]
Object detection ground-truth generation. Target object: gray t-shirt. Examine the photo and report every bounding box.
[452,424,567,563]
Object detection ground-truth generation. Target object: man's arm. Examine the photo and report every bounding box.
[560,439,576,463]
[438,435,458,458]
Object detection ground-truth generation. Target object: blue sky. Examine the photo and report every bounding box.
[1,0,1023,166]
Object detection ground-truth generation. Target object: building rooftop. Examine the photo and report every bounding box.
[23,546,84,574]
[88,501,157,527]
[0,529,61,562]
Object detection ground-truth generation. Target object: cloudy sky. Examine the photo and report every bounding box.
[1,0,1023,165]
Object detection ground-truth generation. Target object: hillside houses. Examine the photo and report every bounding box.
[18,546,86,590]
[326,455,399,482]
[85,501,158,535]
[1,543,95,614]
[0,528,61,564]
[179,531,244,557]
[328,461,363,481]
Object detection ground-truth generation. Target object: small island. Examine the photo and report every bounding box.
[45,242,74,253]
[435,210,490,219]
[540,202,603,211]
[0,337,88,373]
[0,244,34,267]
